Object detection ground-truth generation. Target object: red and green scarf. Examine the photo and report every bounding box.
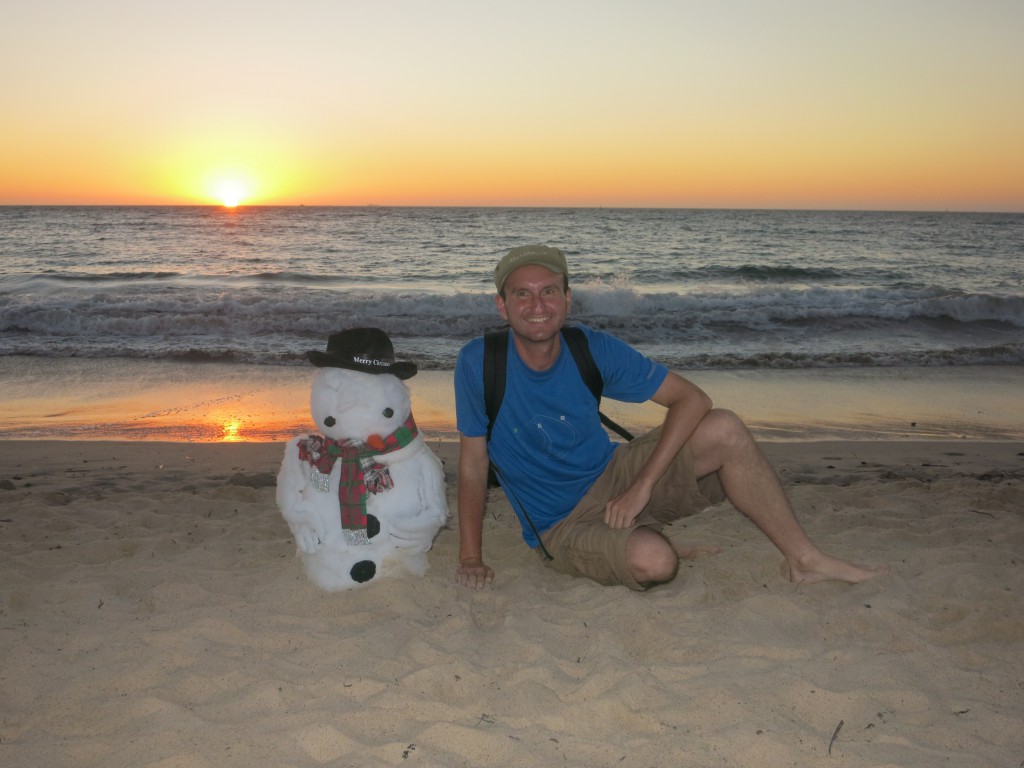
[298,415,419,532]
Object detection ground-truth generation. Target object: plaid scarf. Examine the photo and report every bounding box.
[298,415,419,532]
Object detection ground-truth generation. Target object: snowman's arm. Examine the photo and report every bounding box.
[418,453,449,525]
[391,454,449,542]
[277,437,325,553]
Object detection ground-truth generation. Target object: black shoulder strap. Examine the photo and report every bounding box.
[561,325,603,403]
[562,325,635,441]
[483,326,634,443]
[483,329,508,441]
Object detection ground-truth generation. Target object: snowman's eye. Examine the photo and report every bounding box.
[324,416,336,428]
[382,408,395,419]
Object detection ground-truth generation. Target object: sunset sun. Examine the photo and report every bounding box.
[215,179,249,208]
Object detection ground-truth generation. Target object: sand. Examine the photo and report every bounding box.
[1,438,1022,767]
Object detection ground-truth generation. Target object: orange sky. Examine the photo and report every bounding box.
[1,1,1021,211]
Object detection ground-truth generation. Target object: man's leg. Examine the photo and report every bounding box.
[625,526,679,585]
[686,409,888,584]
[543,428,717,590]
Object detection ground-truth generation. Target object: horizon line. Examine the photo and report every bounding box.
[1,203,1021,215]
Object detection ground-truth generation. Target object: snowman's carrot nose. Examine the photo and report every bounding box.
[366,434,385,451]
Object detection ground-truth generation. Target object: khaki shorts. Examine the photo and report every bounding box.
[538,428,725,590]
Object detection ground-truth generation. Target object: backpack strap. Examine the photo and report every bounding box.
[482,329,508,442]
[562,325,635,442]
[560,325,602,402]
[481,327,549,553]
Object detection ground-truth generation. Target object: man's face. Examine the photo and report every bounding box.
[496,264,571,344]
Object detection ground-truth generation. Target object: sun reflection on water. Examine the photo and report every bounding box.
[221,420,243,442]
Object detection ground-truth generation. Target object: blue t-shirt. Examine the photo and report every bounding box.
[455,325,668,546]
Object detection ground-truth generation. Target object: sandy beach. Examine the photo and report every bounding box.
[2,437,1022,767]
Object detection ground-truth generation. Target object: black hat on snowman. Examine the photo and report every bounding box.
[306,327,418,380]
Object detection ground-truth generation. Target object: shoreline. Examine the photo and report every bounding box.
[2,356,1023,443]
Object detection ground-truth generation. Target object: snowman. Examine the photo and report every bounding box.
[277,328,448,591]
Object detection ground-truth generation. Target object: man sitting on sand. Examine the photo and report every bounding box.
[454,244,888,590]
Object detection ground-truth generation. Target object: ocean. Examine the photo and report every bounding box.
[2,206,1022,370]
[1,206,1022,441]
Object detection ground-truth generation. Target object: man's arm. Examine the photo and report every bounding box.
[604,371,713,528]
[456,433,495,588]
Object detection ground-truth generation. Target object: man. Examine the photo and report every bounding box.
[454,244,887,590]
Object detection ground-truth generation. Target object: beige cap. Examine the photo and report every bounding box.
[493,244,569,293]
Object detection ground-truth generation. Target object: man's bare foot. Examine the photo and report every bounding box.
[670,540,723,561]
[784,551,890,585]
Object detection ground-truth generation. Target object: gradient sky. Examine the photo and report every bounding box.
[2,1,1021,210]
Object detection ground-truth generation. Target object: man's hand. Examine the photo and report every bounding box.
[604,484,652,529]
[456,557,495,589]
